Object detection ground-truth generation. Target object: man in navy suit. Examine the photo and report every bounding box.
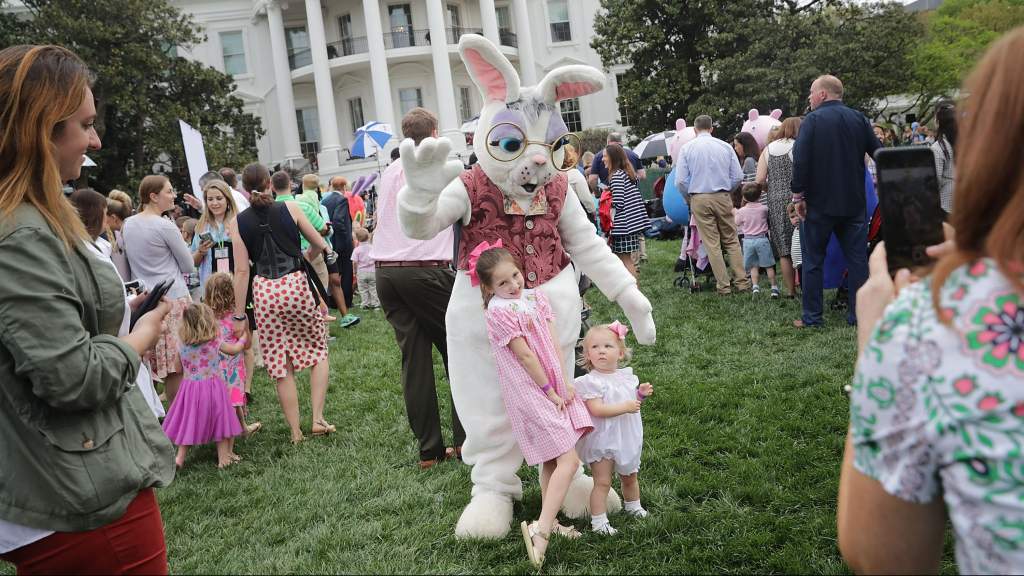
[791,75,881,327]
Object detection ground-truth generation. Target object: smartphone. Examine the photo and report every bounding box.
[874,147,946,274]
[199,231,214,243]
[124,278,146,297]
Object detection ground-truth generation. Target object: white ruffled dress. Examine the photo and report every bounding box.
[574,367,644,475]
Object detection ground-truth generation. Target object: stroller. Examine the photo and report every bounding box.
[673,217,715,292]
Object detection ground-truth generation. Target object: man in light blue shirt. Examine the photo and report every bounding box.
[674,115,751,294]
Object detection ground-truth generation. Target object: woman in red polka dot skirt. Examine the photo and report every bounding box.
[229,164,337,444]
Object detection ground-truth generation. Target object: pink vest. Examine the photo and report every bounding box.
[458,165,571,289]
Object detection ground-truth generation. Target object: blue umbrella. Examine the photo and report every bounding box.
[351,121,393,158]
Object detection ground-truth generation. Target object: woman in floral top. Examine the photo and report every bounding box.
[838,28,1024,574]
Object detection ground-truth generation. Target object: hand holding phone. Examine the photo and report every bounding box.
[199,231,214,244]
[874,147,946,275]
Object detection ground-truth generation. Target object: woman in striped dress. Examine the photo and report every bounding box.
[605,144,650,279]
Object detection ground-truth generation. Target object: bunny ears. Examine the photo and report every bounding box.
[467,239,503,287]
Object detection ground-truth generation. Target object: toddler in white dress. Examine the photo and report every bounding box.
[575,321,654,535]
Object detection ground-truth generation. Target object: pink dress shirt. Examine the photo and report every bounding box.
[370,161,454,262]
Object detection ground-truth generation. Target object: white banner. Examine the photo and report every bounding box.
[179,119,208,197]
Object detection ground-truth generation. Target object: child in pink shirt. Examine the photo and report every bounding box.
[735,183,778,297]
[351,227,379,309]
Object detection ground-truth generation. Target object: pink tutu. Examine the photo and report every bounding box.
[163,340,243,445]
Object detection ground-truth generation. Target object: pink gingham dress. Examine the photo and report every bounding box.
[485,289,592,466]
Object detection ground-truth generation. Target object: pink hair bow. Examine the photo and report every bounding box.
[467,239,503,287]
[608,321,629,340]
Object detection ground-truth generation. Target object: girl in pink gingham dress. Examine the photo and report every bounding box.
[471,242,591,568]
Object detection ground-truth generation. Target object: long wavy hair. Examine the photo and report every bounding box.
[196,179,238,234]
[0,45,91,247]
[932,27,1024,318]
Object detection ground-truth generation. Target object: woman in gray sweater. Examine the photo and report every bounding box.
[123,175,196,405]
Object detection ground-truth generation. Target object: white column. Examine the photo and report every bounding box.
[362,0,396,144]
[304,0,342,170]
[426,0,462,144]
[511,0,537,85]
[265,0,303,166]
[478,0,500,47]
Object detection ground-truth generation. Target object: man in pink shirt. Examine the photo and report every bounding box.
[735,183,778,297]
[372,108,464,469]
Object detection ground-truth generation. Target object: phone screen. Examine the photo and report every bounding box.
[874,147,946,274]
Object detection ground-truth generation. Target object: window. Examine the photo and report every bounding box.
[399,88,423,117]
[286,26,311,69]
[560,97,582,132]
[446,4,462,43]
[548,0,571,43]
[338,14,355,56]
[348,97,365,133]
[219,31,246,75]
[389,4,414,48]
[296,107,320,167]
[458,86,473,122]
[496,6,515,46]
[616,73,630,127]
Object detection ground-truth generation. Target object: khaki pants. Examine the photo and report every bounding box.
[308,253,330,291]
[690,192,750,294]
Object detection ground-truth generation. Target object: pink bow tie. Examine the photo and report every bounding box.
[608,321,628,340]
[467,239,503,287]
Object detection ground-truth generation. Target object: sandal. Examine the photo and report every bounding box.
[245,421,262,436]
[290,434,305,446]
[552,521,582,539]
[312,419,336,436]
[520,521,548,569]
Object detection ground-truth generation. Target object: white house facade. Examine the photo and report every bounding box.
[169,0,629,181]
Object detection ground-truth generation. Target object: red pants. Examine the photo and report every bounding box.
[1,489,167,575]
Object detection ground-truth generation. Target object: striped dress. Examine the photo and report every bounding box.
[609,170,651,236]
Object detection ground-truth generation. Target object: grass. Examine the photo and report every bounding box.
[3,239,957,574]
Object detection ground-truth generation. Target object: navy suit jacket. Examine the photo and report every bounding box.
[321,191,353,256]
[791,100,881,218]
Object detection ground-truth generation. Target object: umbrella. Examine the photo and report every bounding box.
[633,130,675,159]
[460,115,479,134]
[351,121,393,158]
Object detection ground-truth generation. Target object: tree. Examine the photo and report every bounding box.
[907,0,1024,122]
[0,0,263,195]
[592,0,923,139]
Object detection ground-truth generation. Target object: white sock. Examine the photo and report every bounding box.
[591,513,617,534]
[624,499,648,517]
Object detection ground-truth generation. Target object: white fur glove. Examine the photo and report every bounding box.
[399,137,464,207]
[616,286,656,345]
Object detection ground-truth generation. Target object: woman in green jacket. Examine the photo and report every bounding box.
[0,45,176,574]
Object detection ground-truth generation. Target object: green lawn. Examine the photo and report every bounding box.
[2,240,956,574]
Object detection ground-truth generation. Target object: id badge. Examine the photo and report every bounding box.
[214,246,230,273]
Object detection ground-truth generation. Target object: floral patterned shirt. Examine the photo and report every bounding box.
[851,259,1024,574]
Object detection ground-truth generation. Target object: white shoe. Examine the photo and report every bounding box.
[592,522,618,535]
[625,506,649,518]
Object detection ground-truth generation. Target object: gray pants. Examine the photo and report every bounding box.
[356,268,380,308]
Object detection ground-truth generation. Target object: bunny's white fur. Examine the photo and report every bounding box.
[397,35,654,539]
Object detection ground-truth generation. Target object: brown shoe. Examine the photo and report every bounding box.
[419,458,440,470]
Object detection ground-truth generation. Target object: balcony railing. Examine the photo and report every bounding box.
[446,26,483,44]
[327,36,369,58]
[383,28,429,49]
[291,28,520,70]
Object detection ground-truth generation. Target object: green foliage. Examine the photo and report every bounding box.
[0,0,263,194]
[593,0,923,136]
[908,0,1024,122]
[575,127,613,154]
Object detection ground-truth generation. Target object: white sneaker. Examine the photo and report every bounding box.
[592,523,618,535]
[752,285,761,295]
[625,506,649,518]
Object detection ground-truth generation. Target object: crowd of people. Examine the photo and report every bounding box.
[0,22,1022,574]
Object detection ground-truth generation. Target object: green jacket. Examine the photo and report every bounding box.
[275,193,324,249]
[0,205,175,532]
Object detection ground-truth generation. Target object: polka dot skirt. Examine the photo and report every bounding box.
[252,271,328,380]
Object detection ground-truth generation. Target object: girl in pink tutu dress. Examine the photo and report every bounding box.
[204,272,262,450]
[471,241,592,569]
[163,303,244,469]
